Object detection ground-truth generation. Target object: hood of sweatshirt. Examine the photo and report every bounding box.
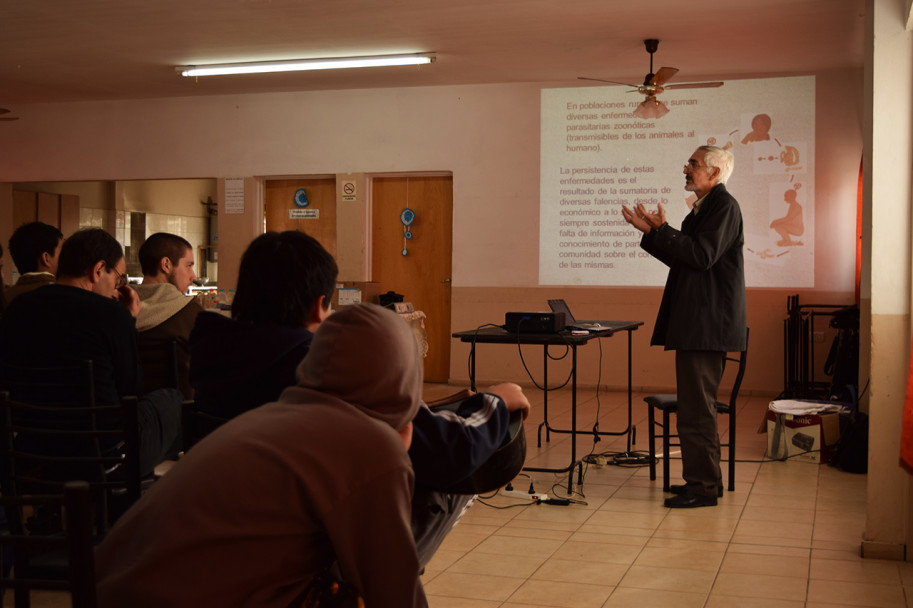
[134,283,196,331]
[291,303,422,432]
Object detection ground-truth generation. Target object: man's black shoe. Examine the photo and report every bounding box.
[663,493,717,508]
[669,484,723,498]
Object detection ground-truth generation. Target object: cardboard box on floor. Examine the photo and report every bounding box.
[766,409,842,464]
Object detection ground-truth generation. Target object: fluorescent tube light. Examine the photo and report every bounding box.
[178,53,435,77]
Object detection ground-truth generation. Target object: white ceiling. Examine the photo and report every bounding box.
[0,0,865,107]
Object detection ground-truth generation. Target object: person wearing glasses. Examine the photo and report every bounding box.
[0,228,182,479]
[621,146,747,508]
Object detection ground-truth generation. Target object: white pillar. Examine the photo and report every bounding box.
[861,0,913,560]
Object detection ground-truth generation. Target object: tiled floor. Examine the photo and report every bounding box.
[419,383,913,608]
[8,384,910,608]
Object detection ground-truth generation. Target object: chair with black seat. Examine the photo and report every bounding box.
[0,390,142,536]
[0,481,97,608]
[645,328,749,493]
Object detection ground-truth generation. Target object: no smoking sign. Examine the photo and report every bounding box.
[342,181,357,201]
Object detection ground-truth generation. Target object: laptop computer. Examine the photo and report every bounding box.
[547,299,607,331]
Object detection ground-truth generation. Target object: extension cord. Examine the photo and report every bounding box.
[501,489,548,501]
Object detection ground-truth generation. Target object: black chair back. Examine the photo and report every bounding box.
[0,391,142,535]
[0,481,97,608]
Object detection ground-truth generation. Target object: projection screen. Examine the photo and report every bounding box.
[540,75,815,287]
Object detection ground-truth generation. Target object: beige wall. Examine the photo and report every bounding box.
[116,179,215,216]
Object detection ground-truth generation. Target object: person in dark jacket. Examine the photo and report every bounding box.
[189,230,531,564]
[0,228,182,478]
[189,231,336,419]
[622,145,747,508]
[4,221,63,305]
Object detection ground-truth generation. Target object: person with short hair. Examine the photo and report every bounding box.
[134,232,203,398]
[0,227,182,478]
[97,304,429,607]
[189,230,337,419]
[622,145,747,508]
[4,221,64,304]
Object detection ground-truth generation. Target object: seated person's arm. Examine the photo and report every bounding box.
[410,382,530,491]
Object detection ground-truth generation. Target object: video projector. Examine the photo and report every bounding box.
[504,311,565,333]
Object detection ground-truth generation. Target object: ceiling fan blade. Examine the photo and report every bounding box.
[650,67,679,86]
[663,81,724,90]
[578,76,641,87]
[0,117,19,121]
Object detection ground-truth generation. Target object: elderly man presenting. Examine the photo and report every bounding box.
[621,145,746,508]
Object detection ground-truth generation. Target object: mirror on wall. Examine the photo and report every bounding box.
[10,179,218,287]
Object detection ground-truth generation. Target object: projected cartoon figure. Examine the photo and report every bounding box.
[741,113,772,144]
[770,188,804,246]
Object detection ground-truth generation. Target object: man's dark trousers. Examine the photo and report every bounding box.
[675,350,726,497]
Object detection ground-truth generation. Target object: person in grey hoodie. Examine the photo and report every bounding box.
[96,303,428,608]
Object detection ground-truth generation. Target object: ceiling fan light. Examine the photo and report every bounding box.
[633,98,670,119]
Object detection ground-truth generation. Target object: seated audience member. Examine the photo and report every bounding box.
[134,232,203,398]
[4,221,63,304]
[97,304,428,608]
[190,231,531,567]
[0,228,182,478]
[189,230,335,418]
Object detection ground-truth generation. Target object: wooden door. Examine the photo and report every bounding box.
[372,176,453,382]
[264,178,337,256]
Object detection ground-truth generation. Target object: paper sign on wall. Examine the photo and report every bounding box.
[225,177,244,215]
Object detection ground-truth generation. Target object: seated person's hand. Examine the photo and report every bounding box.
[118,284,142,318]
[484,382,530,420]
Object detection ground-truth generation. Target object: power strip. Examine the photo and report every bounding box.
[501,489,548,501]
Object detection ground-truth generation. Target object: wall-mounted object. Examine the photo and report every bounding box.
[294,188,310,208]
[401,207,416,256]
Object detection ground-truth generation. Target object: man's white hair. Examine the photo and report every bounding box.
[700,145,735,184]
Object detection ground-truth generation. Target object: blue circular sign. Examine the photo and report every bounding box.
[294,188,310,208]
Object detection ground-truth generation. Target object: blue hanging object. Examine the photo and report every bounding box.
[293,188,310,208]
[400,207,416,255]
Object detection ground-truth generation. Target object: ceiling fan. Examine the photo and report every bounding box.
[579,39,723,119]
[0,108,19,122]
